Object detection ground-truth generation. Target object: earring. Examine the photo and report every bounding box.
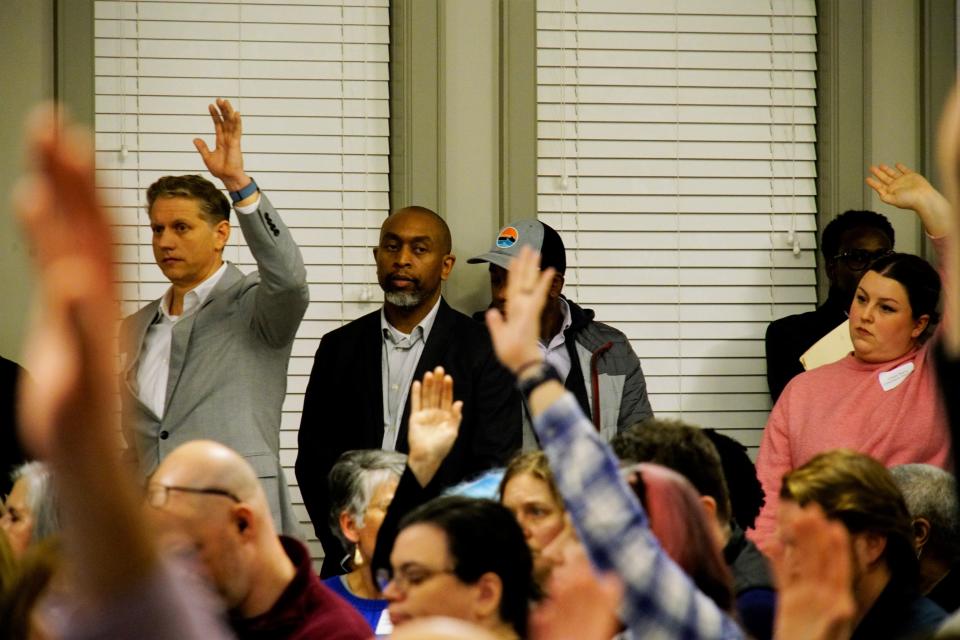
[353,545,364,568]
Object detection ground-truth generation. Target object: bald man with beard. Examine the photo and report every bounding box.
[147,440,371,639]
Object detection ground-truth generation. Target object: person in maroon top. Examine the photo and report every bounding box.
[148,440,371,640]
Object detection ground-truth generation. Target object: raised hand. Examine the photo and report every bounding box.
[193,98,250,192]
[407,366,463,487]
[14,106,118,460]
[12,105,161,602]
[769,504,855,640]
[937,85,960,356]
[530,542,624,640]
[866,163,951,237]
[485,246,556,374]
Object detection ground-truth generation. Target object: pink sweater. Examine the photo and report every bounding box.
[750,344,950,550]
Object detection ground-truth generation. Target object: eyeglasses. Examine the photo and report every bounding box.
[375,565,457,593]
[832,248,893,271]
[146,484,242,508]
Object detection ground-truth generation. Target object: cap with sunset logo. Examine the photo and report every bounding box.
[468,218,567,274]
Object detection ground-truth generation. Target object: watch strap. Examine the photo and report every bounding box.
[229,177,258,203]
[516,362,562,399]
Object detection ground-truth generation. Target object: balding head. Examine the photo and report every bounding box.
[147,441,280,612]
[153,440,266,511]
[386,206,452,255]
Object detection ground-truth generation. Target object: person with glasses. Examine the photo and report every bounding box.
[147,439,371,639]
[380,495,535,639]
[765,209,895,402]
[752,164,954,551]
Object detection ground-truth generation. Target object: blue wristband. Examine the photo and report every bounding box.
[229,177,258,203]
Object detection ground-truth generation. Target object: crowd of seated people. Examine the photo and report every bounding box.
[0,81,958,640]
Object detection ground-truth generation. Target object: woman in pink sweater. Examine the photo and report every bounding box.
[751,165,953,550]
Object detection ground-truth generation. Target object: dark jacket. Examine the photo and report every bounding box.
[0,356,26,496]
[476,298,652,446]
[852,578,945,640]
[724,522,776,640]
[765,294,848,402]
[296,298,521,577]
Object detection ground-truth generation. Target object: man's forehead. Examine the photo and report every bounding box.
[148,196,205,220]
[380,210,444,241]
[839,226,892,251]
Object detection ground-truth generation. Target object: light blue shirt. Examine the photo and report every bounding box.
[380,297,442,449]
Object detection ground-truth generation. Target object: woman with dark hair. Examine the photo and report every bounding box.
[778,449,945,638]
[380,495,535,640]
[753,164,954,548]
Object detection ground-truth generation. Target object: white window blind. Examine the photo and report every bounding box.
[537,0,818,453]
[94,0,389,562]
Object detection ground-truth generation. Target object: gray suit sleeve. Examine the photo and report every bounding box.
[236,192,310,347]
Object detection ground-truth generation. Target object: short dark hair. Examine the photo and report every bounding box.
[612,420,732,524]
[821,209,894,260]
[702,428,765,530]
[398,496,534,636]
[146,175,231,223]
[868,252,942,335]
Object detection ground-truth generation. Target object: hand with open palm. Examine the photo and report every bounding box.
[407,366,463,487]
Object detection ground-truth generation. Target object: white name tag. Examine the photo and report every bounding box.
[374,609,393,636]
[878,361,915,391]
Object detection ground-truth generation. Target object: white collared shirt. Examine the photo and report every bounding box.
[539,297,573,381]
[380,297,442,450]
[136,260,229,419]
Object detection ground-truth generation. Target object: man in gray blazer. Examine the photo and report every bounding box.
[120,99,309,534]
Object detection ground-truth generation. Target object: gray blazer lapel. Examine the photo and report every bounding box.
[123,300,161,402]
[163,264,243,412]
[164,312,198,413]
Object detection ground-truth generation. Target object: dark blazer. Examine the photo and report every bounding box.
[0,356,26,496]
[296,298,521,576]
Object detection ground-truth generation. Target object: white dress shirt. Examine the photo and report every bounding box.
[380,297,442,450]
[539,297,573,381]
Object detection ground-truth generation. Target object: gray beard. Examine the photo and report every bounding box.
[384,290,425,308]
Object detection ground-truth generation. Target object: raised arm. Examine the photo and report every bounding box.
[196,98,308,346]
[936,85,960,356]
[371,367,462,579]
[485,247,742,639]
[194,98,255,197]
[866,163,952,238]
[15,106,230,639]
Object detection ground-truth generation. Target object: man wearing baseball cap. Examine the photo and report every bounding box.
[469,219,652,446]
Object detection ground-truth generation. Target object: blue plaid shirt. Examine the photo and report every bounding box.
[534,393,744,639]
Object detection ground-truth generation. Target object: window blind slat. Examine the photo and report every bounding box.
[537,0,817,451]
